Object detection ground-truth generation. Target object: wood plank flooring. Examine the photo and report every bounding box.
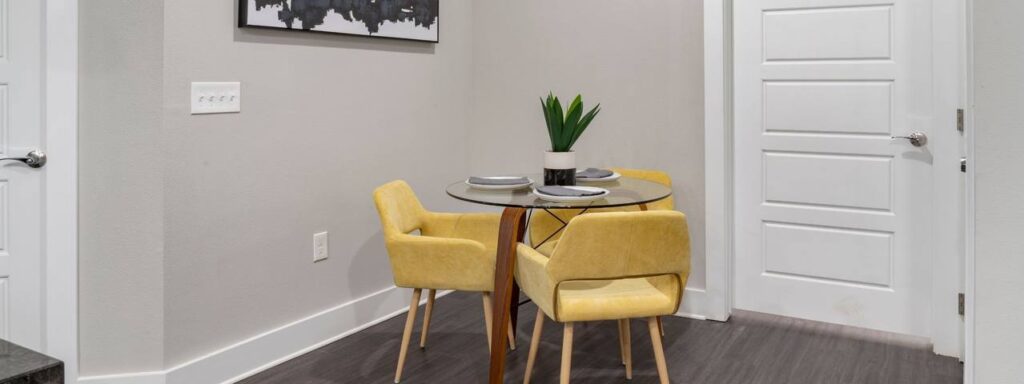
[239,292,962,384]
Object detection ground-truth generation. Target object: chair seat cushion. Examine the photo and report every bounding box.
[555,275,679,322]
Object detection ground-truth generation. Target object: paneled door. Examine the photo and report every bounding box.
[0,0,45,348]
[734,0,935,335]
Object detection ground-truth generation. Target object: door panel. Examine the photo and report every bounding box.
[764,152,893,211]
[763,5,893,61]
[0,0,43,348]
[764,81,893,135]
[735,0,933,336]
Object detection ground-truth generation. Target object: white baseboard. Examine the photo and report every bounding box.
[79,286,446,384]
[676,287,713,321]
[78,371,165,384]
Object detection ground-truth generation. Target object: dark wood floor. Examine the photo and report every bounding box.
[240,292,963,384]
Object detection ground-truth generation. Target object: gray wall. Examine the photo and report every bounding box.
[158,0,475,367]
[973,1,1024,381]
[79,0,706,375]
[469,0,707,288]
[80,0,475,374]
[79,0,165,374]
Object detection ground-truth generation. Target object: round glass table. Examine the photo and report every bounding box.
[445,175,672,383]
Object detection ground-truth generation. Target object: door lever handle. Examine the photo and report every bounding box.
[0,150,47,168]
[891,132,928,147]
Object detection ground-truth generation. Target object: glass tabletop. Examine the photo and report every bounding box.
[446,174,672,209]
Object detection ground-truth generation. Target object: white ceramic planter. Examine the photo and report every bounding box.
[543,151,576,186]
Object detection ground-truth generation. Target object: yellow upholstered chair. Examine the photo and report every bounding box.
[515,211,691,384]
[373,180,514,383]
[528,168,674,257]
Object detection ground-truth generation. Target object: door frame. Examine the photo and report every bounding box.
[963,0,976,381]
[703,0,968,358]
[43,0,79,382]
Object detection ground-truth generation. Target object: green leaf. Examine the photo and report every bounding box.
[567,105,600,149]
[541,97,555,147]
[551,96,565,151]
[561,95,584,151]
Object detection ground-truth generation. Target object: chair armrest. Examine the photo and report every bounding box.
[422,212,501,251]
[385,233,495,291]
[515,244,556,318]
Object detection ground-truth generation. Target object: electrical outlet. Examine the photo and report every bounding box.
[313,232,329,262]
[191,81,241,114]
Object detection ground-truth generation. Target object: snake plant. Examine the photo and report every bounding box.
[541,92,601,152]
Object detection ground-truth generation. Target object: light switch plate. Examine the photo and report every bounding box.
[191,82,241,114]
[313,232,329,262]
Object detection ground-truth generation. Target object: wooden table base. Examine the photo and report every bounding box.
[488,207,526,383]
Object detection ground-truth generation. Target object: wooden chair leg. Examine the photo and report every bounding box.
[523,310,546,384]
[508,317,517,350]
[419,289,436,348]
[618,320,627,365]
[561,322,574,384]
[648,317,670,384]
[620,319,632,379]
[395,289,422,383]
[657,316,665,336]
[482,292,494,351]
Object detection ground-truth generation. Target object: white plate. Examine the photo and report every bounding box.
[465,177,534,190]
[532,186,610,203]
[576,171,621,183]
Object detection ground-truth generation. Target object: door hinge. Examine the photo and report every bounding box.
[958,293,966,316]
[957,109,965,134]
[960,158,967,173]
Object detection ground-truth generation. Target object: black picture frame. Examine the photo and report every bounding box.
[238,0,440,43]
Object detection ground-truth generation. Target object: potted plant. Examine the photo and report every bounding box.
[541,92,601,186]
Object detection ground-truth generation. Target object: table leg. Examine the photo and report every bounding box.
[489,207,527,384]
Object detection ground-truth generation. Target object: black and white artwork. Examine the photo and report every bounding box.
[239,0,439,43]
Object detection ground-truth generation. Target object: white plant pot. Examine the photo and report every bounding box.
[543,151,576,186]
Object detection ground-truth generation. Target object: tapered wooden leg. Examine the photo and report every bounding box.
[523,310,546,384]
[483,292,494,351]
[395,289,422,383]
[488,207,527,384]
[657,316,665,336]
[648,317,670,384]
[508,317,517,350]
[561,322,574,384]
[621,319,632,380]
[419,289,436,348]
[618,320,627,365]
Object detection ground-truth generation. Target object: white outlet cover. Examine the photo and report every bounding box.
[191,82,241,115]
[313,232,329,262]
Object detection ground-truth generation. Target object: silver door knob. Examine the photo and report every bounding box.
[0,150,47,168]
[891,132,928,147]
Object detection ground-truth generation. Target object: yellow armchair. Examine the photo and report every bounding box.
[516,211,691,384]
[373,180,514,383]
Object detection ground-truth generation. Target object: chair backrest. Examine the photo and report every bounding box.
[527,168,675,246]
[373,180,426,237]
[611,168,674,210]
[545,211,690,284]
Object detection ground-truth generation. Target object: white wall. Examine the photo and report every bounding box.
[469,0,707,288]
[972,1,1024,382]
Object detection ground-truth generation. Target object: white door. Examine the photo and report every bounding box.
[0,0,45,348]
[734,0,936,336]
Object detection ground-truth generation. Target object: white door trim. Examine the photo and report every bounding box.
[704,0,968,358]
[43,0,79,382]
[702,0,734,322]
[963,0,976,381]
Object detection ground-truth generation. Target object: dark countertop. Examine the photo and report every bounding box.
[0,339,63,384]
